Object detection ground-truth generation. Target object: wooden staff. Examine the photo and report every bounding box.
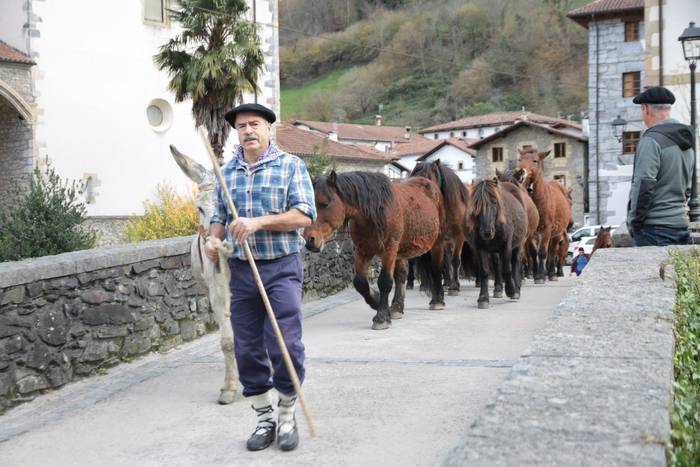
[198,128,316,438]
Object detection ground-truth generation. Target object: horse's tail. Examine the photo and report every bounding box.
[415,251,436,298]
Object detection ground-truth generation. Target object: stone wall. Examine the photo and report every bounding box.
[475,125,587,225]
[0,232,360,413]
[81,216,132,247]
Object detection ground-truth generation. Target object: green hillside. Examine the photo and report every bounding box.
[280,69,347,119]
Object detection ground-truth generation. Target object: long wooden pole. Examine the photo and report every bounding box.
[198,128,316,438]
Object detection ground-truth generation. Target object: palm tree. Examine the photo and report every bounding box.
[154,0,264,165]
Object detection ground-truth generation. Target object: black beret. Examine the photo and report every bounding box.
[224,103,276,126]
[633,86,676,105]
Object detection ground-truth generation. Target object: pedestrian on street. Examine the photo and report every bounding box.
[627,86,695,246]
[204,103,316,452]
[570,247,589,276]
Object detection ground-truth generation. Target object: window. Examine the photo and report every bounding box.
[624,22,640,42]
[144,0,165,23]
[554,142,566,158]
[521,144,533,152]
[622,131,641,154]
[554,174,566,187]
[461,131,467,137]
[458,161,464,170]
[492,147,504,163]
[434,133,439,139]
[450,131,455,137]
[622,72,641,97]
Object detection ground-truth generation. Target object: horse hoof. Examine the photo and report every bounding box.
[557,272,565,277]
[429,303,445,310]
[511,293,520,300]
[218,390,237,405]
[390,311,404,320]
[477,301,489,309]
[371,321,391,330]
[406,284,414,290]
[534,278,546,285]
[447,290,460,296]
[493,291,503,298]
[548,276,558,282]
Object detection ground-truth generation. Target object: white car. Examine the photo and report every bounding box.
[568,225,619,243]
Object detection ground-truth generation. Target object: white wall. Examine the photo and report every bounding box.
[30,0,277,216]
[0,1,29,54]
[427,126,502,141]
[410,145,474,183]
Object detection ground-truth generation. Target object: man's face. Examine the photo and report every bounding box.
[641,104,652,128]
[234,111,271,153]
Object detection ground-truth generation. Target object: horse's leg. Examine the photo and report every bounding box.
[372,250,397,330]
[547,237,558,282]
[556,236,567,277]
[535,229,550,284]
[493,254,504,298]
[406,258,415,290]
[429,241,446,310]
[510,246,522,300]
[448,237,463,296]
[503,243,515,299]
[352,255,380,310]
[390,259,407,320]
[477,250,490,309]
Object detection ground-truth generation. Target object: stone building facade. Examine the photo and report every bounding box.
[471,121,588,225]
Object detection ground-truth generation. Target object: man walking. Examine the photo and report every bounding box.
[204,103,316,452]
[627,86,695,246]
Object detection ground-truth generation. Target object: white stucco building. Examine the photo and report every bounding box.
[389,138,476,183]
[0,0,279,221]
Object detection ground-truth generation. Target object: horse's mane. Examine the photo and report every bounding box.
[496,169,524,186]
[468,179,505,230]
[316,171,393,239]
[410,160,469,209]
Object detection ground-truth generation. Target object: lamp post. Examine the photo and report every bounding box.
[679,21,700,222]
[611,115,627,143]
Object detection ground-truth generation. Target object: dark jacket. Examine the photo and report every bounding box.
[627,119,695,230]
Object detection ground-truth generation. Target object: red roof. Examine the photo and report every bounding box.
[276,124,391,161]
[419,111,581,134]
[567,0,643,27]
[468,120,588,150]
[293,120,430,144]
[0,40,33,65]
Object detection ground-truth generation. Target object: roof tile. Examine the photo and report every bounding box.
[0,40,33,65]
[276,124,392,161]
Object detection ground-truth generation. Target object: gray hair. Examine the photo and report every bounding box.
[648,103,672,112]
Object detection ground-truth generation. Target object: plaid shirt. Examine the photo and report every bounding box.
[210,144,316,260]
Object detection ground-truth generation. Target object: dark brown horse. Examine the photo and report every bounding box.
[592,226,613,254]
[496,168,540,279]
[303,171,445,330]
[517,149,573,283]
[466,179,528,309]
[410,160,470,295]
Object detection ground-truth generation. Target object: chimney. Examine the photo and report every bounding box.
[404,126,412,139]
[375,114,382,126]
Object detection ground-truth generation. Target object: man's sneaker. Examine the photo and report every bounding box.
[246,420,276,451]
[277,416,299,451]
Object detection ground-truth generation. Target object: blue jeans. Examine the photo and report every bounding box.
[633,225,691,247]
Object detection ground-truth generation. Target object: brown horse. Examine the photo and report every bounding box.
[517,149,573,283]
[410,160,470,295]
[495,168,540,279]
[303,171,445,330]
[466,179,528,309]
[592,226,613,254]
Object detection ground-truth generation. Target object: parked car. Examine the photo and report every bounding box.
[568,225,619,243]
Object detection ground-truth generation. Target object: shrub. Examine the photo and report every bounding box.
[666,248,700,466]
[125,183,198,242]
[0,163,96,262]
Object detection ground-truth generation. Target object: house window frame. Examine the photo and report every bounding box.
[553,142,567,159]
[553,174,566,187]
[622,71,641,98]
[492,146,504,163]
[624,21,640,42]
[143,0,170,26]
[458,161,465,170]
[622,131,641,154]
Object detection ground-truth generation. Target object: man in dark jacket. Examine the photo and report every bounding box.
[627,86,695,246]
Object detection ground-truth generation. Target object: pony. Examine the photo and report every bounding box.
[592,226,613,254]
[170,145,238,404]
[303,171,445,330]
[409,160,470,296]
[517,149,573,283]
[466,178,528,309]
[495,168,540,279]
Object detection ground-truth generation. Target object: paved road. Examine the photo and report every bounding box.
[0,277,574,467]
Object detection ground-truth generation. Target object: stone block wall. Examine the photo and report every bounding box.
[0,99,33,212]
[0,233,360,413]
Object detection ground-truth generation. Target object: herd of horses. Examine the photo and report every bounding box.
[303,148,580,330]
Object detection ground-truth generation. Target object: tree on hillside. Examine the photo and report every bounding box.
[154,0,264,165]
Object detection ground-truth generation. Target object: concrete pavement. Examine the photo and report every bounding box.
[0,277,574,467]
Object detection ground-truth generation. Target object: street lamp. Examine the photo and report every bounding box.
[679,21,700,222]
[611,115,627,143]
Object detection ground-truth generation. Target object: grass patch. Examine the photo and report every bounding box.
[280,69,347,119]
[666,247,700,466]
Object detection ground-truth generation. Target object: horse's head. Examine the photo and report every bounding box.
[303,171,346,252]
[495,168,526,186]
[594,226,614,250]
[170,145,216,230]
[410,159,443,188]
[517,148,549,186]
[468,178,505,242]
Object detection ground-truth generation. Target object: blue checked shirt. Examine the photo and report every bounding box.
[210,143,316,261]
